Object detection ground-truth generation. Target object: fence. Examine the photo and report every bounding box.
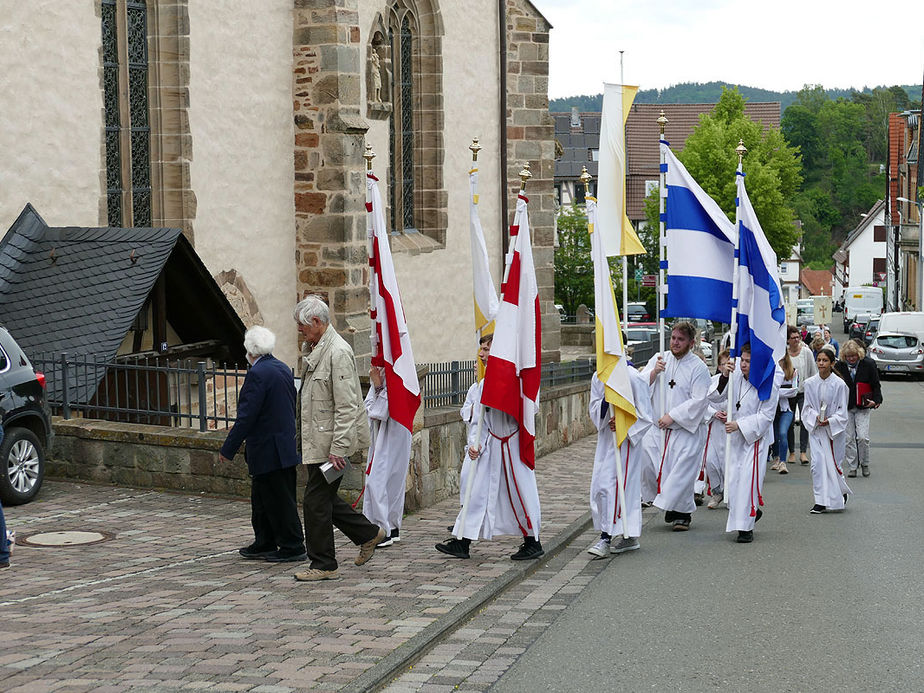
[421,357,597,408]
[32,353,247,432]
[35,352,601,430]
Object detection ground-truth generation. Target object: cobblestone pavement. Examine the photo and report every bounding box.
[0,434,599,692]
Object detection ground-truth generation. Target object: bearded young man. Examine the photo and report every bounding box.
[640,321,712,531]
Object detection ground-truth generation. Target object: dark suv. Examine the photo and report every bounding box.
[0,326,52,505]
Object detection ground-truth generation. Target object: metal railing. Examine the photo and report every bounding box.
[32,352,247,432]
[33,352,607,430]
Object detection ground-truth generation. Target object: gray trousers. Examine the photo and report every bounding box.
[845,408,871,471]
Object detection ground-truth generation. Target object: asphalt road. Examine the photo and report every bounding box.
[494,370,924,692]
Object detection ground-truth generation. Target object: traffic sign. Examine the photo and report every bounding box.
[641,274,657,287]
[634,267,643,282]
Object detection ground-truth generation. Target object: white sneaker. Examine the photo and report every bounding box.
[587,538,611,558]
[769,459,781,471]
[707,492,724,509]
[610,537,640,554]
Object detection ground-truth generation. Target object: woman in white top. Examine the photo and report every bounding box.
[769,352,799,474]
[801,345,852,513]
[786,325,817,465]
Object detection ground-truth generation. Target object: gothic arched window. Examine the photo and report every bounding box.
[389,14,415,234]
[102,0,152,227]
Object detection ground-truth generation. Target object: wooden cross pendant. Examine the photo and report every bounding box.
[668,379,676,389]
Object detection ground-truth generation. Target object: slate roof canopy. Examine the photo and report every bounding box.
[0,204,246,401]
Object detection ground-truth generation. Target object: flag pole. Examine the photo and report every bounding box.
[363,143,381,468]
[470,137,484,342]
[722,139,747,488]
[657,111,668,461]
[584,165,630,540]
[459,160,532,539]
[619,51,629,328]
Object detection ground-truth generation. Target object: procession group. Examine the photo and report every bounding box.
[219,293,881,582]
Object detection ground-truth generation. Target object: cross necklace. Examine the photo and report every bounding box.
[666,357,679,389]
[736,380,753,411]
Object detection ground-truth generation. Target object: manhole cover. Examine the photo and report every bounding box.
[17,530,114,547]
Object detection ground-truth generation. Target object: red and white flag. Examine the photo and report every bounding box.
[480,192,542,469]
[366,171,421,432]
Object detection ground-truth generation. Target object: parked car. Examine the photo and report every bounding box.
[0,326,53,505]
[848,314,872,342]
[878,312,924,340]
[862,317,880,347]
[796,299,815,326]
[698,339,713,359]
[868,332,924,378]
[625,302,650,323]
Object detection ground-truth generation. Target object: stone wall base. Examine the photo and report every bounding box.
[47,382,595,512]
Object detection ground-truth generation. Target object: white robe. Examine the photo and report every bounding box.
[702,376,728,495]
[362,384,412,533]
[802,373,852,509]
[454,381,541,541]
[709,367,782,532]
[589,370,654,538]
[641,350,712,514]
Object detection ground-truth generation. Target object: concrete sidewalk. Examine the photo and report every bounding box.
[1,434,601,692]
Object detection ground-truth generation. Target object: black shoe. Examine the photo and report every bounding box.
[847,470,857,478]
[671,519,690,532]
[755,508,763,523]
[843,494,849,506]
[736,530,754,543]
[239,544,277,560]
[265,550,308,563]
[664,510,677,523]
[694,493,704,506]
[435,538,470,559]
[810,504,826,514]
[511,538,544,561]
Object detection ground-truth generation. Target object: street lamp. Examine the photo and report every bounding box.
[897,197,924,310]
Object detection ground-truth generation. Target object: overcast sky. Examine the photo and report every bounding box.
[533,0,924,98]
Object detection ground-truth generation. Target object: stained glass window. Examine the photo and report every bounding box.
[102,0,152,227]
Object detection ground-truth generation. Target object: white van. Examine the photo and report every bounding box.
[842,287,883,331]
[877,312,924,339]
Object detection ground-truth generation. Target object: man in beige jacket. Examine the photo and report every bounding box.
[293,295,384,582]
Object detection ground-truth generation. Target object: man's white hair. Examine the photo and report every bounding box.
[294,294,330,326]
[244,325,276,356]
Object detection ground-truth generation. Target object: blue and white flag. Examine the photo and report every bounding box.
[661,141,736,323]
[734,171,786,400]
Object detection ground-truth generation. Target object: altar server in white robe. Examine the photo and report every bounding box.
[704,349,731,509]
[709,344,782,543]
[362,366,412,547]
[641,321,712,531]
[802,345,852,513]
[586,368,654,557]
[435,335,544,561]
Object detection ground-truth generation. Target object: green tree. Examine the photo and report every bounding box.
[553,204,593,315]
[677,87,802,259]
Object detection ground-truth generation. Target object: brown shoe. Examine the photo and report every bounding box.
[787,451,796,464]
[800,453,809,465]
[294,568,339,582]
[355,526,386,566]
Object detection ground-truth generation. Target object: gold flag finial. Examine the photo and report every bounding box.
[363,143,375,171]
[579,165,592,193]
[736,138,747,164]
[470,137,482,162]
[657,110,668,135]
[519,162,532,191]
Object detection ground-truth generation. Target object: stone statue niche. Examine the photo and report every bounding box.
[367,31,392,120]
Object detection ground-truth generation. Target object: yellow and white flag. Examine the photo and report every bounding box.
[597,83,646,257]
[469,166,499,379]
[588,194,637,445]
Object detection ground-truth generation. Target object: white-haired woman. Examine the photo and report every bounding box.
[220,326,306,563]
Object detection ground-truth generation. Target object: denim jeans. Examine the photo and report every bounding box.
[0,500,8,564]
[774,409,795,461]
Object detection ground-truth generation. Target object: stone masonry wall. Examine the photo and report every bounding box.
[292,0,371,356]
[47,382,595,510]
[505,0,560,364]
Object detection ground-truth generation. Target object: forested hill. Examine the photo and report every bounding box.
[550,82,921,112]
